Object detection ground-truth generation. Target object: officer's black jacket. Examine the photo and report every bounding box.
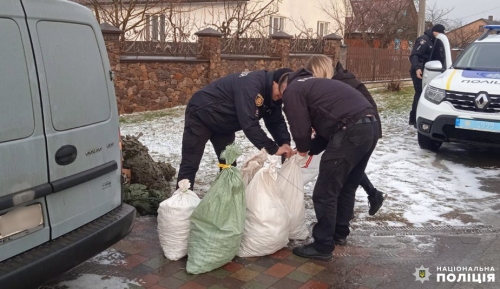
[332,62,382,138]
[282,69,375,153]
[409,29,435,71]
[187,70,290,154]
[308,63,383,155]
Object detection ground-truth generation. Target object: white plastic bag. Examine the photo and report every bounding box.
[277,154,309,240]
[157,179,200,261]
[237,157,290,257]
[301,151,323,185]
[241,149,268,187]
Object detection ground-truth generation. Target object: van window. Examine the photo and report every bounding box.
[0,18,35,143]
[37,21,111,131]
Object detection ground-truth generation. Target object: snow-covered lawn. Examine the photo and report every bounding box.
[120,87,500,228]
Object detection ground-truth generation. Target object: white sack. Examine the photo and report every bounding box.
[157,179,200,261]
[277,154,309,240]
[241,149,268,187]
[301,151,324,185]
[237,157,290,257]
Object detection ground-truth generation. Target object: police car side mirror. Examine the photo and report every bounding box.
[425,60,444,72]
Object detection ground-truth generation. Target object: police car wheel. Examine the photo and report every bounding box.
[418,132,442,152]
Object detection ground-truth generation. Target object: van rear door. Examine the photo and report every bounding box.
[22,0,122,239]
[0,0,50,261]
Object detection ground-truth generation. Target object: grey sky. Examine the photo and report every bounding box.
[426,0,500,24]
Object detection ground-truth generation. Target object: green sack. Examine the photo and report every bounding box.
[186,144,246,274]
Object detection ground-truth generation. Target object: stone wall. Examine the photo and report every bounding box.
[117,61,209,114]
[100,25,342,114]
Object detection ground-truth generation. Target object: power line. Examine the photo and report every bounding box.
[454,4,500,21]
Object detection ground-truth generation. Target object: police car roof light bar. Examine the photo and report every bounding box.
[478,25,500,41]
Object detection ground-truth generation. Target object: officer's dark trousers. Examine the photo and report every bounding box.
[359,173,375,197]
[312,119,379,254]
[409,69,423,124]
[177,109,235,190]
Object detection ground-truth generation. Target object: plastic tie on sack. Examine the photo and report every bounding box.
[220,143,242,165]
[217,163,232,169]
[178,179,191,192]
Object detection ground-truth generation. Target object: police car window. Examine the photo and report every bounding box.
[455,43,500,71]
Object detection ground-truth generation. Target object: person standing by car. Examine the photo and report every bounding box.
[409,24,445,127]
[177,68,294,190]
[305,56,385,218]
[278,68,379,260]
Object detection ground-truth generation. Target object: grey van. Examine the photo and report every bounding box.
[0,0,136,288]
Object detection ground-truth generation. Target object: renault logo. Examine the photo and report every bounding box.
[475,93,490,109]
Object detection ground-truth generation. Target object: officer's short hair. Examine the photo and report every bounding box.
[305,55,334,79]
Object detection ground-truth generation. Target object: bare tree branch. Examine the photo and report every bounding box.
[425,3,456,28]
[321,0,417,48]
[318,0,352,37]
[199,0,282,38]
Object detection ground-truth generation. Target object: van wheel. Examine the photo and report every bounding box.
[418,133,442,152]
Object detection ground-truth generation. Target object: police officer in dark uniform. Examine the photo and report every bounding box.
[307,60,385,219]
[409,24,445,127]
[279,69,379,260]
[177,68,294,189]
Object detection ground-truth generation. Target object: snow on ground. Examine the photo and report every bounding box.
[46,274,140,289]
[120,88,500,228]
[88,249,126,266]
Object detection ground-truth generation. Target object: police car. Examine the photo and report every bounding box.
[416,25,500,151]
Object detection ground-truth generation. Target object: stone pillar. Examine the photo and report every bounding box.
[100,23,124,113]
[323,33,343,65]
[195,28,223,82]
[100,23,123,77]
[270,31,293,68]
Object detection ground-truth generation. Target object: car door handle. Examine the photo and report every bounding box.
[55,145,78,166]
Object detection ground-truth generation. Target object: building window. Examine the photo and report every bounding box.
[479,25,484,32]
[317,21,329,37]
[269,16,285,35]
[145,14,166,41]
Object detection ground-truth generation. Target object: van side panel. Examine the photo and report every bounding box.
[0,0,50,261]
[22,0,122,238]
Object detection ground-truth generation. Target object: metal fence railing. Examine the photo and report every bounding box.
[345,47,411,82]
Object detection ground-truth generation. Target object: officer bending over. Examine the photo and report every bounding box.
[305,56,385,218]
[279,68,379,261]
[177,68,294,189]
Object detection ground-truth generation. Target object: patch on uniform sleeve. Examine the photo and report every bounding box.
[255,94,264,107]
[420,39,426,45]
